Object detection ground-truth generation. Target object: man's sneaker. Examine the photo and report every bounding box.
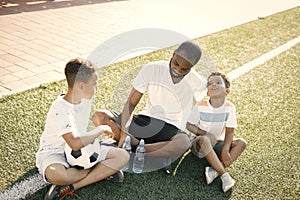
[44,184,79,200]
[106,171,124,183]
[163,164,173,175]
[205,166,219,184]
[221,172,235,193]
[162,157,173,175]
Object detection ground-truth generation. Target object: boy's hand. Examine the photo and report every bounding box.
[220,150,232,168]
[99,125,114,138]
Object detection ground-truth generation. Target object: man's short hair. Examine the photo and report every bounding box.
[175,41,202,66]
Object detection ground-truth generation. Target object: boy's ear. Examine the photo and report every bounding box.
[75,81,84,90]
[80,82,85,89]
[226,88,230,95]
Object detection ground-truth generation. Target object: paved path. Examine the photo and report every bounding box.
[0,0,299,97]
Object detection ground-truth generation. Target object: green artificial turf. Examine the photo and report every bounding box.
[0,6,299,200]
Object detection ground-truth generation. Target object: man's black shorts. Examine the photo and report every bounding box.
[110,111,181,144]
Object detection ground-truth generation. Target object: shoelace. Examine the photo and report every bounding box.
[59,186,80,200]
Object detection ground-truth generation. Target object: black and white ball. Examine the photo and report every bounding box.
[65,138,101,169]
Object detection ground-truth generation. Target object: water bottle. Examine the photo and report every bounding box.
[122,135,132,171]
[132,139,146,174]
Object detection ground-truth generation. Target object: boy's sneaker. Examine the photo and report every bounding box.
[44,184,79,200]
[221,172,235,193]
[106,171,124,182]
[205,166,218,184]
[44,185,60,200]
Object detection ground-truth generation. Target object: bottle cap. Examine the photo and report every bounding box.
[140,139,145,146]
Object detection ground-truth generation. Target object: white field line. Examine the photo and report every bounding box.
[0,36,299,200]
[227,36,300,80]
[0,173,49,200]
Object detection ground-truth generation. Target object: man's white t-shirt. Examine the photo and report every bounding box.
[188,100,237,140]
[132,61,206,130]
[36,95,92,155]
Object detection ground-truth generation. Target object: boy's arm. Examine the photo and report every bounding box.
[62,125,112,151]
[220,127,234,167]
[186,122,216,144]
[186,122,206,136]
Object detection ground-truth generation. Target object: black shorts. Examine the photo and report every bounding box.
[110,111,180,144]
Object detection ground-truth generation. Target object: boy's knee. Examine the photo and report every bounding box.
[120,148,130,163]
[45,167,69,186]
[197,135,210,146]
[238,138,247,148]
[235,138,247,151]
[197,136,212,153]
[110,148,130,164]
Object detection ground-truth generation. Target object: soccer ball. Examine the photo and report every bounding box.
[65,138,101,169]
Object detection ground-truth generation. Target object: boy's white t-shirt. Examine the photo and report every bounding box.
[132,61,206,130]
[37,95,92,155]
[188,100,237,140]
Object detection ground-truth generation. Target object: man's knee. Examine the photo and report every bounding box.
[94,110,112,124]
[173,133,191,152]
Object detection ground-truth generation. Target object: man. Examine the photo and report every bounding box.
[94,41,206,173]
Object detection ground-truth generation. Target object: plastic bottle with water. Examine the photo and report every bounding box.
[122,135,132,171]
[132,139,146,174]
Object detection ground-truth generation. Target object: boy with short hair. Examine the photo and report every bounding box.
[36,58,129,200]
[186,72,246,192]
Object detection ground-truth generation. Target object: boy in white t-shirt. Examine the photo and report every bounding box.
[186,72,247,192]
[36,58,129,200]
[94,41,207,174]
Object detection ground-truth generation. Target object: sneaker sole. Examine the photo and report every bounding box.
[205,167,213,184]
[110,171,124,183]
[44,185,60,200]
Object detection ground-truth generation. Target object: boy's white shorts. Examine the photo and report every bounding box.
[36,152,70,182]
[36,140,115,182]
